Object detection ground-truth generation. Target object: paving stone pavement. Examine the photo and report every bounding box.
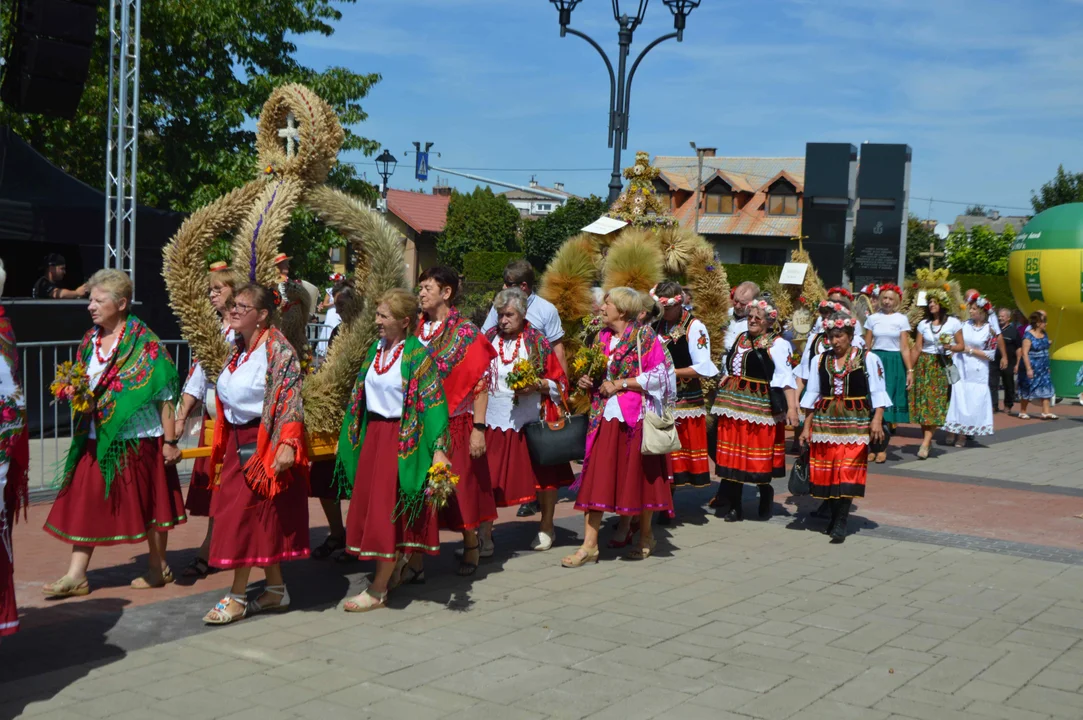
[5,513,1083,720]
[893,421,1083,489]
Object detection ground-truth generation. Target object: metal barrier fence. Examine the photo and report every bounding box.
[22,326,335,495]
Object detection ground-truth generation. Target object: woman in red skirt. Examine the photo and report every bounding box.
[336,289,450,612]
[480,288,573,552]
[0,259,30,638]
[173,260,240,578]
[711,298,799,521]
[799,310,889,542]
[202,284,309,624]
[562,287,676,567]
[43,270,186,597]
[417,267,497,576]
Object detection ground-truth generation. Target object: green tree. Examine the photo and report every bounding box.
[0,0,380,285]
[1031,165,1083,214]
[965,205,988,217]
[521,195,609,269]
[946,224,1012,275]
[437,187,522,270]
[905,215,944,274]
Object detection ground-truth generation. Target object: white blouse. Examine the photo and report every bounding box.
[723,314,748,353]
[916,317,963,355]
[670,317,719,378]
[722,336,796,390]
[484,335,561,432]
[363,340,405,419]
[182,328,235,405]
[216,345,268,425]
[601,333,676,422]
[88,330,171,440]
[800,350,893,410]
[865,312,911,352]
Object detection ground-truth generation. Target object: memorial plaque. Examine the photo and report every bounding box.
[853,144,911,287]
[802,143,857,287]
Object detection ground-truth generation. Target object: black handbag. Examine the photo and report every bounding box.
[524,412,588,466]
[237,442,258,468]
[788,447,810,496]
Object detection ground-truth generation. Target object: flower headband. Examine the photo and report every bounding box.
[329,272,345,282]
[878,283,902,297]
[827,315,858,329]
[650,285,682,308]
[859,283,880,297]
[969,294,993,311]
[747,298,778,320]
[818,300,845,313]
[924,288,951,309]
[827,286,853,300]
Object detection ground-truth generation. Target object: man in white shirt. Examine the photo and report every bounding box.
[481,259,566,517]
[723,281,761,351]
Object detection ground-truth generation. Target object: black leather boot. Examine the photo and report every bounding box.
[758,484,774,520]
[811,500,830,520]
[724,482,744,522]
[830,498,852,543]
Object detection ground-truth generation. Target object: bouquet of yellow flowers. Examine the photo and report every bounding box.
[506,358,540,406]
[571,346,607,398]
[424,462,459,509]
[50,361,94,414]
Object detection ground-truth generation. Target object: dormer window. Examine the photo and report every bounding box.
[701,178,734,214]
[651,179,671,209]
[767,178,799,216]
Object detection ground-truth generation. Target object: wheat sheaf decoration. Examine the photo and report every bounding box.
[163,83,407,437]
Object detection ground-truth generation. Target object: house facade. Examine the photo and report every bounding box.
[499,180,575,218]
[385,188,450,284]
[652,151,805,266]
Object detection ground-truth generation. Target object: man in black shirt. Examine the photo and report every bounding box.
[991,307,1021,413]
[32,254,87,299]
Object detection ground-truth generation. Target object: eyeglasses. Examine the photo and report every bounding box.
[209,287,225,296]
[231,303,255,315]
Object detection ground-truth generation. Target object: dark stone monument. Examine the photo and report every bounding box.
[801,143,857,287]
[853,143,911,287]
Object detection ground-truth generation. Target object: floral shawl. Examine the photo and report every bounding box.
[210,327,307,498]
[335,335,449,524]
[420,307,496,416]
[0,307,28,520]
[585,323,667,459]
[57,315,178,495]
[485,322,568,422]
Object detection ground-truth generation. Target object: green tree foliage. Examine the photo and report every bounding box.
[0,0,380,285]
[946,224,1013,275]
[437,187,522,270]
[521,195,609,269]
[1031,165,1083,214]
[965,205,987,217]
[904,215,945,274]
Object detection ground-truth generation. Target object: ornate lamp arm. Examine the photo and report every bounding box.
[563,27,618,149]
[621,31,678,149]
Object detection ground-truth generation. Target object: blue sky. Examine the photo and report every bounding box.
[294,0,1083,221]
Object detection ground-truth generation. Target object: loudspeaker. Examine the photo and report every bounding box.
[1,0,99,119]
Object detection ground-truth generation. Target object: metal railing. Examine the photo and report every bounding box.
[21,340,194,495]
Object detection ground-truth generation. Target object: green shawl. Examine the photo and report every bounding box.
[57,315,179,495]
[334,335,449,524]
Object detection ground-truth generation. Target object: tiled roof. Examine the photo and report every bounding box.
[499,185,576,201]
[386,189,449,234]
[950,214,1029,234]
[652,155,806,239]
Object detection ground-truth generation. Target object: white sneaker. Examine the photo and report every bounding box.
[531,531,554,552]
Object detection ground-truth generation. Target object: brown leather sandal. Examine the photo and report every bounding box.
[42,576,90,598]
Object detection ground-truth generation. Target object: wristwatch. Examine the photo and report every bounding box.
[164,438,179,447]
[472,422,486,431]
[621,381,629,390]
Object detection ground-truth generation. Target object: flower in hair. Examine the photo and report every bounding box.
[827,286,853,300]
[271,287,283,307]
[649,285,682,308]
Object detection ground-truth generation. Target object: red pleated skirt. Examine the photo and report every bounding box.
[439,414,498,531]
[308,459,340,500]
[44,438,187,546]
[184,416,214,517]
[208,424,310,568]
[809,442,868,499]
[345,417,439,559]
[670,414,711,487]
[575,419,671,516]
[482,427,575,507]
[715,416,785,485]
[1,484,16,637]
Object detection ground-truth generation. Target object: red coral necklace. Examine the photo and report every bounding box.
[498,334,523,364]
[94,322,126,364]
[228,328,267,373]
[418,316,445,342]
[374,340,405,374]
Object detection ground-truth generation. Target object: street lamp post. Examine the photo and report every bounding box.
[375,149,398,211]
[547,0,700,205]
